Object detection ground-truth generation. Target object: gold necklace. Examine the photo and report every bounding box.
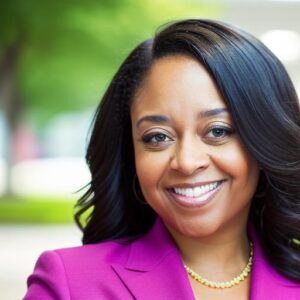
[184,241,253,289]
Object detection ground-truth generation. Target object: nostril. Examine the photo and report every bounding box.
[169,153,209,175]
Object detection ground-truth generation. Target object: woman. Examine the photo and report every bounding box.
[24,19,300,299]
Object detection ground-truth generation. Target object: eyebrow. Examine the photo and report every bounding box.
[135,108,229,128]
[198,108,228,118]
[136,115,170,128]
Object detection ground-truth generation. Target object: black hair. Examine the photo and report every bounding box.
[75,19,300,282]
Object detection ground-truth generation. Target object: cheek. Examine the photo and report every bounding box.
[134,145,170,189]
[212,141,259,181]
[212,144,260,211]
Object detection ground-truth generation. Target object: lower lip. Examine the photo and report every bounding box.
[167,181,225,208]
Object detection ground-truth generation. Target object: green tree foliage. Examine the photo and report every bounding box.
[0,0,219,195]
[0,0,219,125]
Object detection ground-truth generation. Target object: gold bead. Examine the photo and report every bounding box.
[184,241,253,289]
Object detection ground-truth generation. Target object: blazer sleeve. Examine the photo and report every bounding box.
[23,251,71,300]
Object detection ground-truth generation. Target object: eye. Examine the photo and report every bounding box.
[142,132,173,145]
[205,125,234,140]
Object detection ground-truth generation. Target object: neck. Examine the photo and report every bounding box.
[165,220,250,280]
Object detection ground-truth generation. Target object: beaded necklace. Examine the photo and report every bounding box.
[184,241,253,289]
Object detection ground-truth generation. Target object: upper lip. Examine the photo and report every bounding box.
[167,180,225,189]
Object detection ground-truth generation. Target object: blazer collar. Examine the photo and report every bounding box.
[111,218,195,300]
[112,219,299,299]
[248,224,300,299]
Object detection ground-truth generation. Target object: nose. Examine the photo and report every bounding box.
[169,136,210,175]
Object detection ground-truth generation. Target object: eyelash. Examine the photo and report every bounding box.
[142,132,173,145]
[205,125,234,140]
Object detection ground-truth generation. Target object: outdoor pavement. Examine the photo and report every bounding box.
[1,224,81,299]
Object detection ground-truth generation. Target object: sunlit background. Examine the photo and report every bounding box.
[1,0,300,298]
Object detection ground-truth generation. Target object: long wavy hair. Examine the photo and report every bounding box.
[75,19,300,282]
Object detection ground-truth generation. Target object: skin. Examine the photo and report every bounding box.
[131,55,260,299]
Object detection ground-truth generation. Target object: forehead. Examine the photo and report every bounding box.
[131,55,226,117]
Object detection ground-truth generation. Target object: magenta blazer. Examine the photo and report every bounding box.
[24,218,300,299]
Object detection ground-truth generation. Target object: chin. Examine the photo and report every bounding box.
[182,227,219,239]
[166,217,221,239]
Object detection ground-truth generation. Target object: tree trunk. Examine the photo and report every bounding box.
[0,42,23,197]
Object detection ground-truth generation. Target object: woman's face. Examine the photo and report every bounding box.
[131,55,260,238]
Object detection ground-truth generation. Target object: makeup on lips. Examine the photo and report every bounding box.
[167,180,226,208]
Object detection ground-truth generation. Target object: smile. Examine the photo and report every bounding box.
[173,182,219,198]
[167,180,225,208]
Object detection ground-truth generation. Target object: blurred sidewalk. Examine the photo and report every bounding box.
[0,224,81,300]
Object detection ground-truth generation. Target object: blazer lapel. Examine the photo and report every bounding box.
[248,225,300,300]
[112,221,300,300]
[111,218,195,300]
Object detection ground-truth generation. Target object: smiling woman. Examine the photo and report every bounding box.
[131,56,260,246]
[24,19,300,299]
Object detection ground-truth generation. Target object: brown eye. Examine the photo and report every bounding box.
[153,134,168,142]
[205,126,234,139]
[142,133,171,144]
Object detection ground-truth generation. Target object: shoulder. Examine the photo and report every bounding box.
[55,239,131,269]
[23,218,183,300]
[23,240,133,300]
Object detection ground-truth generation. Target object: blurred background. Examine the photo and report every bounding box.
[1,0,300,298]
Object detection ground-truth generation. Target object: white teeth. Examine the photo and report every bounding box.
[193,187,201,197]
[173,182,219,198]
[187,188,193,197]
